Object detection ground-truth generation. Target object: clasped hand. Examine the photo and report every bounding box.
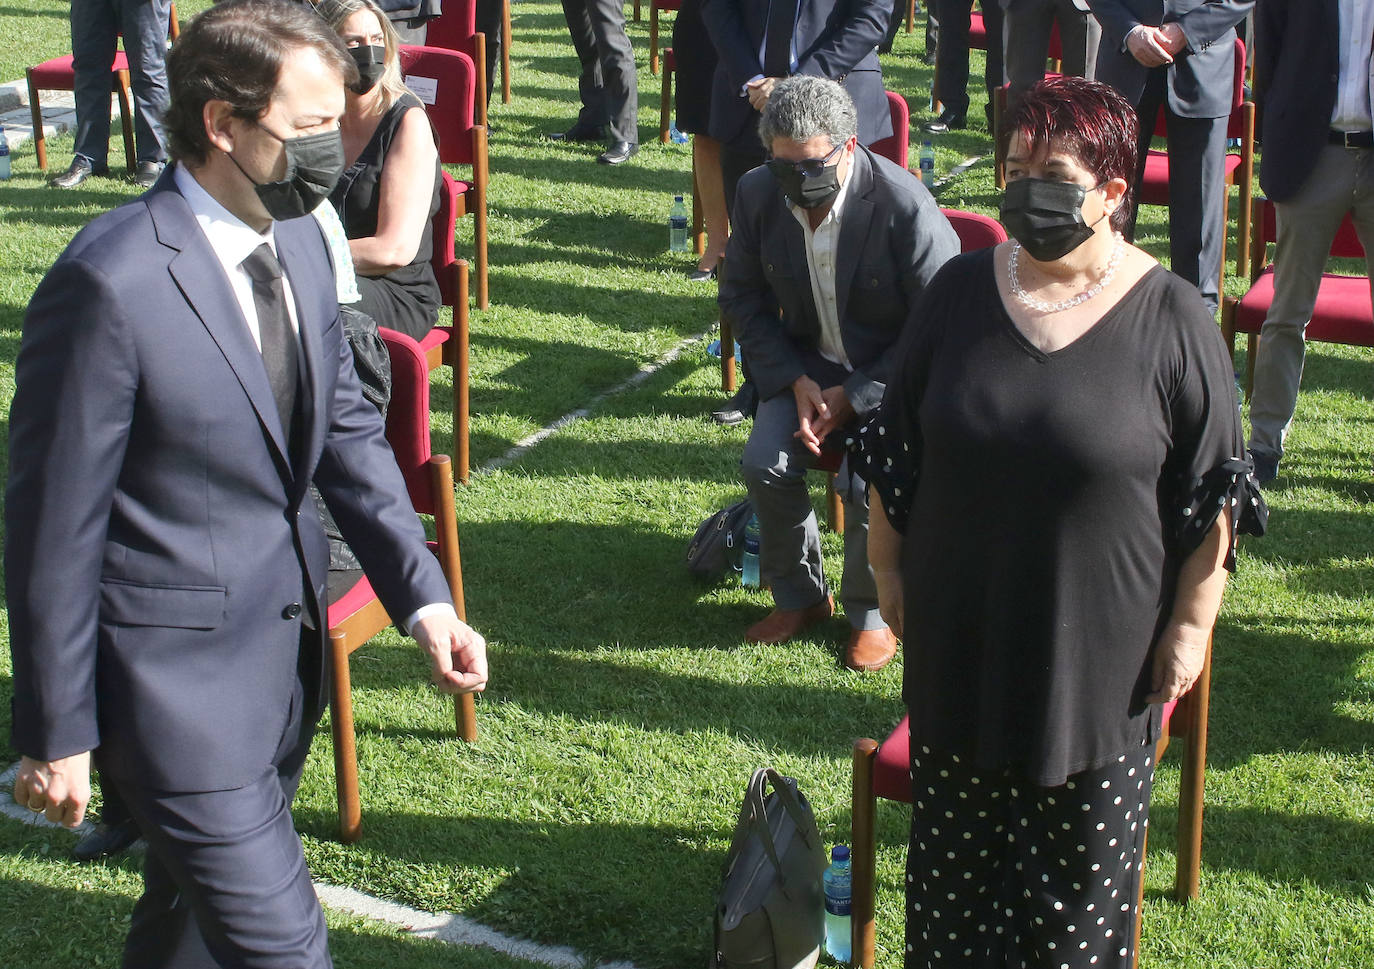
[791,376,855,457]
[1126,22,1186,67]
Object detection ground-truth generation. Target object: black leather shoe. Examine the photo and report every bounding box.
[134,160,165,188]
[597,141,639,165]
[547,122,605,142]
[711,381,758,426]
[73,819,141,862]
[922,109,967,134]
[49,156,107,189]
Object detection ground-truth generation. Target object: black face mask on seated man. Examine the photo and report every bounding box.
[767,142,844,210]
[349,45,386,94]
[999,177,1107,262]
[229,125,346,221]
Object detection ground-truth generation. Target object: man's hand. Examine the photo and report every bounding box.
[791,375,828,455]
[412,614,488,694]
[810,385,855,445]
[1156,22,1187,56]
[746,76,779,112]
[1144,621,1208,704]
[873,568,904,641]
[1126,24,1174,67]
[13,752,91,828]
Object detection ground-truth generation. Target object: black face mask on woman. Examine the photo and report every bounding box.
[999,177,1106,262]
[229,125,346,221]
[349,45,386,94]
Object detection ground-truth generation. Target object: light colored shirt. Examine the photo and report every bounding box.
[172,164,454,633]
[1332,0,1374,131]
[787,162,854,371]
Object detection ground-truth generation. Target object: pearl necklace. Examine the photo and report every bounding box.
[1009,232,1125,314]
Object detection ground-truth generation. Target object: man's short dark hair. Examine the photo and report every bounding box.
[165,0,357,165]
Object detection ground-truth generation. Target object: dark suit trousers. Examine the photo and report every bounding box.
[70,0,170,166]
[933,0,1002,118]
[1127,69,1228,314]
[477,0,503,109]
[561,0,639,143]
[112,671,331,969]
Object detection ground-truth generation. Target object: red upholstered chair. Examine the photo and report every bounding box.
[851,643,1213,969]
[649,0,682,74]
[326,326,476,844]
[1137,38,1255,290]
[870,91,911,170]
[398,45,490,310]
[25,1,179,172]
[425,0,514,118]
[1221,199,1373,397]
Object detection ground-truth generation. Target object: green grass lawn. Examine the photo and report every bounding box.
[2,2,1374,967]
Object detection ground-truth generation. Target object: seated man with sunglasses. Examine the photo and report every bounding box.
[719,76,959,670]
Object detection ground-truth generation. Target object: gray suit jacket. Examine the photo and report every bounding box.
[1087,0,1251,118]
[718,147,959,413]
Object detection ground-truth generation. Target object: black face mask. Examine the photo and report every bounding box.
[349,45,386,94]
[999,177,1106,262]
[229,124,345,222]
[767,143,845,210]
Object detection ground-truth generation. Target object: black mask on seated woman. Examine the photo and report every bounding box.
[1000,177,1106,262]
[349,45,386,94]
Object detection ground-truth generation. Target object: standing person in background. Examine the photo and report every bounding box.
[1245,0,1374,484]
[672,0,730,280]
[547,0,640,164]
[8,4,487,965]
[50,0,172,189]
[1000,0,1100,112]
[375,0,441,44]
[925,0,1002,133]
[1086,0,1253,316]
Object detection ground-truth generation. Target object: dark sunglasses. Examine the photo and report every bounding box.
[765,142,844,179]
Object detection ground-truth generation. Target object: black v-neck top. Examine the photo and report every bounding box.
[856,249,1265,785]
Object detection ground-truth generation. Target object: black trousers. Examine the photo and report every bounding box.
[561,0,639,143]
[112,674,330,969]
[932,0,1002,119]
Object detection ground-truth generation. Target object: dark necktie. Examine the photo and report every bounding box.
[241,244,300,454]
[763,0,797,78]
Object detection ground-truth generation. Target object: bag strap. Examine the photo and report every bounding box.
[760,767,819,850]
[723,768,781,872]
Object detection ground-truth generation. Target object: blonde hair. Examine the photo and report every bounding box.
[314,0,409,112]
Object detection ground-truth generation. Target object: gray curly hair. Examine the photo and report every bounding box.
[757,75,859,152]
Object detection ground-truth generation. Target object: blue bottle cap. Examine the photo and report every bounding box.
[832,844,849,861]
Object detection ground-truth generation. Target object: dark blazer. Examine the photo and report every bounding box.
[1254,0,1341,202]
[6,170,452,793]
[1088,0,1251,119]
[702,0,894,150]
[719,146,959,413]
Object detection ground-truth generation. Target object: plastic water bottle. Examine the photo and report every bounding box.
[824,845,852,963]
[918,140,935,189]
[740,513,761,588]
[669,121,689,145]
[669,194,689,252]
[0,126,11,181]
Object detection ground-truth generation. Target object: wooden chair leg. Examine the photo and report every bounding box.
[692,158,706,256]
[905,0,914,33]
[649,7,660,75]
[474,33,489,128]
[26,71,46,170]
[659,58,672,144]
[720,313,736,393]
[1174,642,1211,902]
[827,473,844,534]
[633,0,640,21]
[852,738,879,969]
[116,68,135,173]
[501,0,512,104]
[329,630,363,843]
[453,260,471,485]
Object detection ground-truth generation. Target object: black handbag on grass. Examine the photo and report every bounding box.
[712,768,827,969]
[686,499,754,577]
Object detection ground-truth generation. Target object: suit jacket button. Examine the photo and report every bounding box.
[283,603,302,619]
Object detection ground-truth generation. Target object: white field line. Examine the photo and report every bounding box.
[1,761,645,969]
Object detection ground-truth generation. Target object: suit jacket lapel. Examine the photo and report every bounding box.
[835,149,876,330]
[149,187,294,478]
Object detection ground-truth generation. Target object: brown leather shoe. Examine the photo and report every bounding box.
[745,595,834,645]
[844,627,898,671]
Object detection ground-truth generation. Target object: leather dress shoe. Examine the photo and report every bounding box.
[844,626,898,671]
[49,156,107,189]
[597,140,639,165]
[922,109,967,134]
[547,122,605,142]
[711,382,757,426]
[73,818,141,862]
[134,160,165,188]
[746,595,834,645]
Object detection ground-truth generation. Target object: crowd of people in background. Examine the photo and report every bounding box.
[10,0,1373,966]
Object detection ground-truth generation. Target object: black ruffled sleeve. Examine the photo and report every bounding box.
[1169,455,1268,571]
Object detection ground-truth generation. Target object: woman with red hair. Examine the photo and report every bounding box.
[856,75,1265,968]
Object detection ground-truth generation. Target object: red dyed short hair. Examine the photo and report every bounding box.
[1001,75,1139,232]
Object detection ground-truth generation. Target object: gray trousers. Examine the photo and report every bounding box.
[1248,144,1374,460]
[71,0,170,167]
[562,0,639,143]
[741,390,882,630]
[1002,0,1099,108]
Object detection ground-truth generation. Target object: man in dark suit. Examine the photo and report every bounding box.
[719,76,959,670]
[547,0,639,164]
[1087,0,1252,314]
[1001,0,1100,112]
[1245,0,1374,482]
[7,4,487,965]
[702,0,893,212]
[926,0,1002,132]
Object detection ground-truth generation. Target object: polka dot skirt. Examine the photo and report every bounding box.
[905,744,1155,969]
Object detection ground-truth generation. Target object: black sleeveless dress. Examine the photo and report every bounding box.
[330,91,442,341]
